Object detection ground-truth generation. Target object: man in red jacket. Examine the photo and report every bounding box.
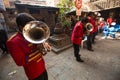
[107,15,113,27]
[71,17,89,62]
[7,13,51,80]
[87,12,96,51]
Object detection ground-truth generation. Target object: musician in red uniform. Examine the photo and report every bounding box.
[71,17,89,62]
[86,12,96,51]
[7,13,51,80]
[107,15,113,27]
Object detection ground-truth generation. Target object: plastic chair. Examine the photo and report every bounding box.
[81,36,87,48]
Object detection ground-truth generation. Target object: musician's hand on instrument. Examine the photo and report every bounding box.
[36,44,47,55]
[36,42,51,55]
[36,44,44,51]
[44,42,52,52]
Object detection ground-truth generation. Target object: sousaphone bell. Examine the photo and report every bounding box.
[23,21,50,53]
[85,23,93,35]
[23,21,50,44]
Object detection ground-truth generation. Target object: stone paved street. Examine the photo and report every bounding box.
[0,35,120,80]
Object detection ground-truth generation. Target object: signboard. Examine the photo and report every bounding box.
[75,0,82,9]
[75,0,82,16]
[0,0,6,11]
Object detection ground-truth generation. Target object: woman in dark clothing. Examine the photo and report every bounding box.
[0,29,8,54]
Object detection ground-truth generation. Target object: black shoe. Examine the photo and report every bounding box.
[74,54,81,57]
[76,58,84,62]
[88,49,94,52]
[2,50,5,54]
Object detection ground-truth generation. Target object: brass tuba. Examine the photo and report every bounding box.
[85,23,93,35]
[23,21,50,44]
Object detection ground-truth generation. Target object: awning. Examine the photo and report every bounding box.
[88,0,120,12]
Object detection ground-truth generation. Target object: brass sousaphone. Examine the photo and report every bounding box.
[23,21,50,52]
[85,23,94,35]
[23,21,50,44]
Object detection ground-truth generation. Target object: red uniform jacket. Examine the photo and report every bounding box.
[99,22,105,28]
[107,18,113,25]
[88,16,97,33]
[7,32,46,80]
[71,21,83,45]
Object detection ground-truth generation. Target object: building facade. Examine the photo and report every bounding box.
[2,0,58,32]
[20,0,46,6]
[15,3,59,35]
[88,0,120,20]
[88,0,120,11]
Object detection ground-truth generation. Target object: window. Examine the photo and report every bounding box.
[29,9,40,14]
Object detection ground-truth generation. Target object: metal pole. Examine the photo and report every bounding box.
[77,16,79,21]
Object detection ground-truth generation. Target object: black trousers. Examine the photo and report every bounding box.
[91,31,98,44]
[33,70,48,80]
[73,43,81,59]
[0,41,8,54]
[86,33,92,50]
[0,30,8,53]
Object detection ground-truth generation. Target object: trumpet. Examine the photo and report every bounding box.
[23,21,51,54]
[84,23,93,35]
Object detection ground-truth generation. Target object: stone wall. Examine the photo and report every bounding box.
[15,4,59,35]
[2,8,17,32]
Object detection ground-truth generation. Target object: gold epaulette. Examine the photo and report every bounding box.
[7,32,18,42]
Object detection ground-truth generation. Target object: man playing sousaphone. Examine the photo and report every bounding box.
[86,12,96,51]
[71,17,92,62]
[7,13,51,80]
